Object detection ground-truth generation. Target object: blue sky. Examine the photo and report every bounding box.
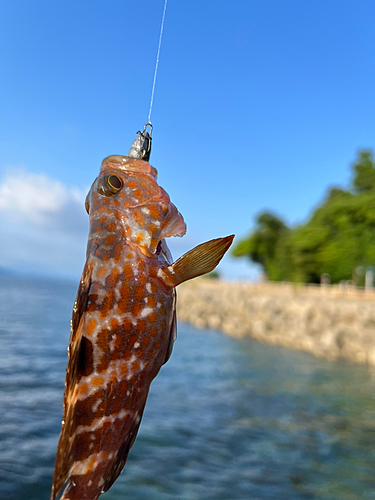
[1,0,375,280]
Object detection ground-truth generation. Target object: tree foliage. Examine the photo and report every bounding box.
[232,149,375,283]
[352,150,375,193]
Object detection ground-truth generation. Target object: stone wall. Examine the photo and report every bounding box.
[177,280,375,366]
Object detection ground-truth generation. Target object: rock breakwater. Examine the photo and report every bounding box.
[177,280,375,366]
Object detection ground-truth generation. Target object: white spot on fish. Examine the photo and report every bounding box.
[140,306,152,318]
[109,335,117,352]
[92,398,102,413]
[134,342,140,348]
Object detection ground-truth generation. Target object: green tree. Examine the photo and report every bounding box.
[352,149,375,193]
[233,149,375,283]
[232,211,292,281]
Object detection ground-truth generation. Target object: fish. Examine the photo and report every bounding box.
[51,153,234,500]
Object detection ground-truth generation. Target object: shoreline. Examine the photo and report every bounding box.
[177,279,375,366]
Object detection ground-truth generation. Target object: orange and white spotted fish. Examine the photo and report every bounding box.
[51,143,233,500]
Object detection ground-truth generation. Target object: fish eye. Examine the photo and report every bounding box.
[97,175,123,197]
[107,175,122,191]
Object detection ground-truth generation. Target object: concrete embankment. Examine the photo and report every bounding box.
[177,280,375,366]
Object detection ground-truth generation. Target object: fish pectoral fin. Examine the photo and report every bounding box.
[164,235,234,286]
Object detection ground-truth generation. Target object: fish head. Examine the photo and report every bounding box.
[85,155,186,255]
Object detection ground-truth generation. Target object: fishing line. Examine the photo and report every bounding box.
[147,0,168,126]
[128,0,168,160]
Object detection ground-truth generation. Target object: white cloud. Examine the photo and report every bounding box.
[0,168,89,277]
[0,168,87,226]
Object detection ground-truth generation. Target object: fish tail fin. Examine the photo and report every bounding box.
[161,235,234,286]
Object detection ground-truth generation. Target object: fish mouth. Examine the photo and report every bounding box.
[101,155,157,177]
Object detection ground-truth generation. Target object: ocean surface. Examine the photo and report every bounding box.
[1,275,375,500]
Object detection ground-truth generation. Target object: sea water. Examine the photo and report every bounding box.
[1,275,375,500]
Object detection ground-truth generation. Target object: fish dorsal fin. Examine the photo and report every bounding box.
[161,235,234,287]
[51,263,93,500]
[70,262,92,341]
